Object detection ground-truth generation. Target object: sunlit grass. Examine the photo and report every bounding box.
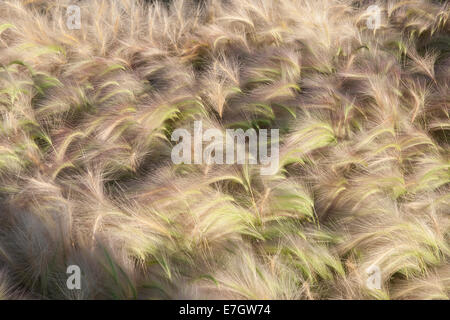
[0,0,448,300]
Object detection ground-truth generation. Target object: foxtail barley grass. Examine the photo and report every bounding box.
[0,0,448,299]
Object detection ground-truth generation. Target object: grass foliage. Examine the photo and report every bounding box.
[0,0,448,299]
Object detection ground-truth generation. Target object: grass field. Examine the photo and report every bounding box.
[0,0,448,299]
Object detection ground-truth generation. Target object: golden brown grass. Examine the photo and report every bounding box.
[0,0,448,299]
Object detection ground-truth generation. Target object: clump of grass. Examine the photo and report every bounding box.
[0,0,448,299]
